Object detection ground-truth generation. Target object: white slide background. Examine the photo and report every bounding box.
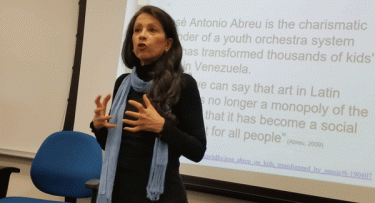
[117,0,375,188]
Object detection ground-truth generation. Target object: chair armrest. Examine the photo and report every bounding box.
[0,166,20,199]
[0,167,20,173]
[85,179,99,203]
[85,179,99,189]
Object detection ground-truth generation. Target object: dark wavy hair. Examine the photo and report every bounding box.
[122,5,184,121]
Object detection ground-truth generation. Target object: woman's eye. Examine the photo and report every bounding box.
[134,28,141,33]
[149,28,157,32]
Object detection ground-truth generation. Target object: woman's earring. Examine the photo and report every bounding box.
[165,50,168,53]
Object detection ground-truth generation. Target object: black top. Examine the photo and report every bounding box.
[90,70,206,203]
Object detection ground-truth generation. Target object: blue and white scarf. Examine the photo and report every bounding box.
[97,67,169,202]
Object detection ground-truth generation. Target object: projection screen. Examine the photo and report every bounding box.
[76,0,375,202]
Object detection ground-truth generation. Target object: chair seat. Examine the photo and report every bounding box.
[0,197,67,203]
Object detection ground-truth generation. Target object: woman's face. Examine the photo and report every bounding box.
[132,13,173,66]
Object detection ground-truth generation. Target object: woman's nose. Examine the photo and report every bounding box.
[139,29,147,39]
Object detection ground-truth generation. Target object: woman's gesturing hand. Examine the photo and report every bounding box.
[92,94,117,130]
[123,94,165,133]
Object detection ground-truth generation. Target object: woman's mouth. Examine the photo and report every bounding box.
[137,43,147,50]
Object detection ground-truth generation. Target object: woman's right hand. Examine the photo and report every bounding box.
[93,94,117,130]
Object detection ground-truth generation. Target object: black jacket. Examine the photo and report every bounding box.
[91,73,206,203]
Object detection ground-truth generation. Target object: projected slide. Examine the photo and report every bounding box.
[119,0,375,188]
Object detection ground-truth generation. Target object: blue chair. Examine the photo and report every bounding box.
[0,131,102,203]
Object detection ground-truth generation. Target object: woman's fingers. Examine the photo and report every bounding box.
[94,108,103,115]
[143,94,152,108]
[93,94,115,130]
[122,118,138,126]
[104,123,117,128]
[94,94,111,108]
[123,126,140,132]
[124,95,164,133]
[102,94,111,107]
[128,100,145,112]
[123,118,142,132]
[94,94,111,115]
[124,111,140,118]
[127,95,155,112]
[98,115,112,121]
[95,95,102,107]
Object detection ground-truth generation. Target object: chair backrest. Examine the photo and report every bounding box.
[30,131,102,198]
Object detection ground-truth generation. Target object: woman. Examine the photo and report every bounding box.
[91,5,206,203]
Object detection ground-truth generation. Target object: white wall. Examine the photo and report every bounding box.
[0,0,79,157]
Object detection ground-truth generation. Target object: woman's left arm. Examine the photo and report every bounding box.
[158,74,207,162]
